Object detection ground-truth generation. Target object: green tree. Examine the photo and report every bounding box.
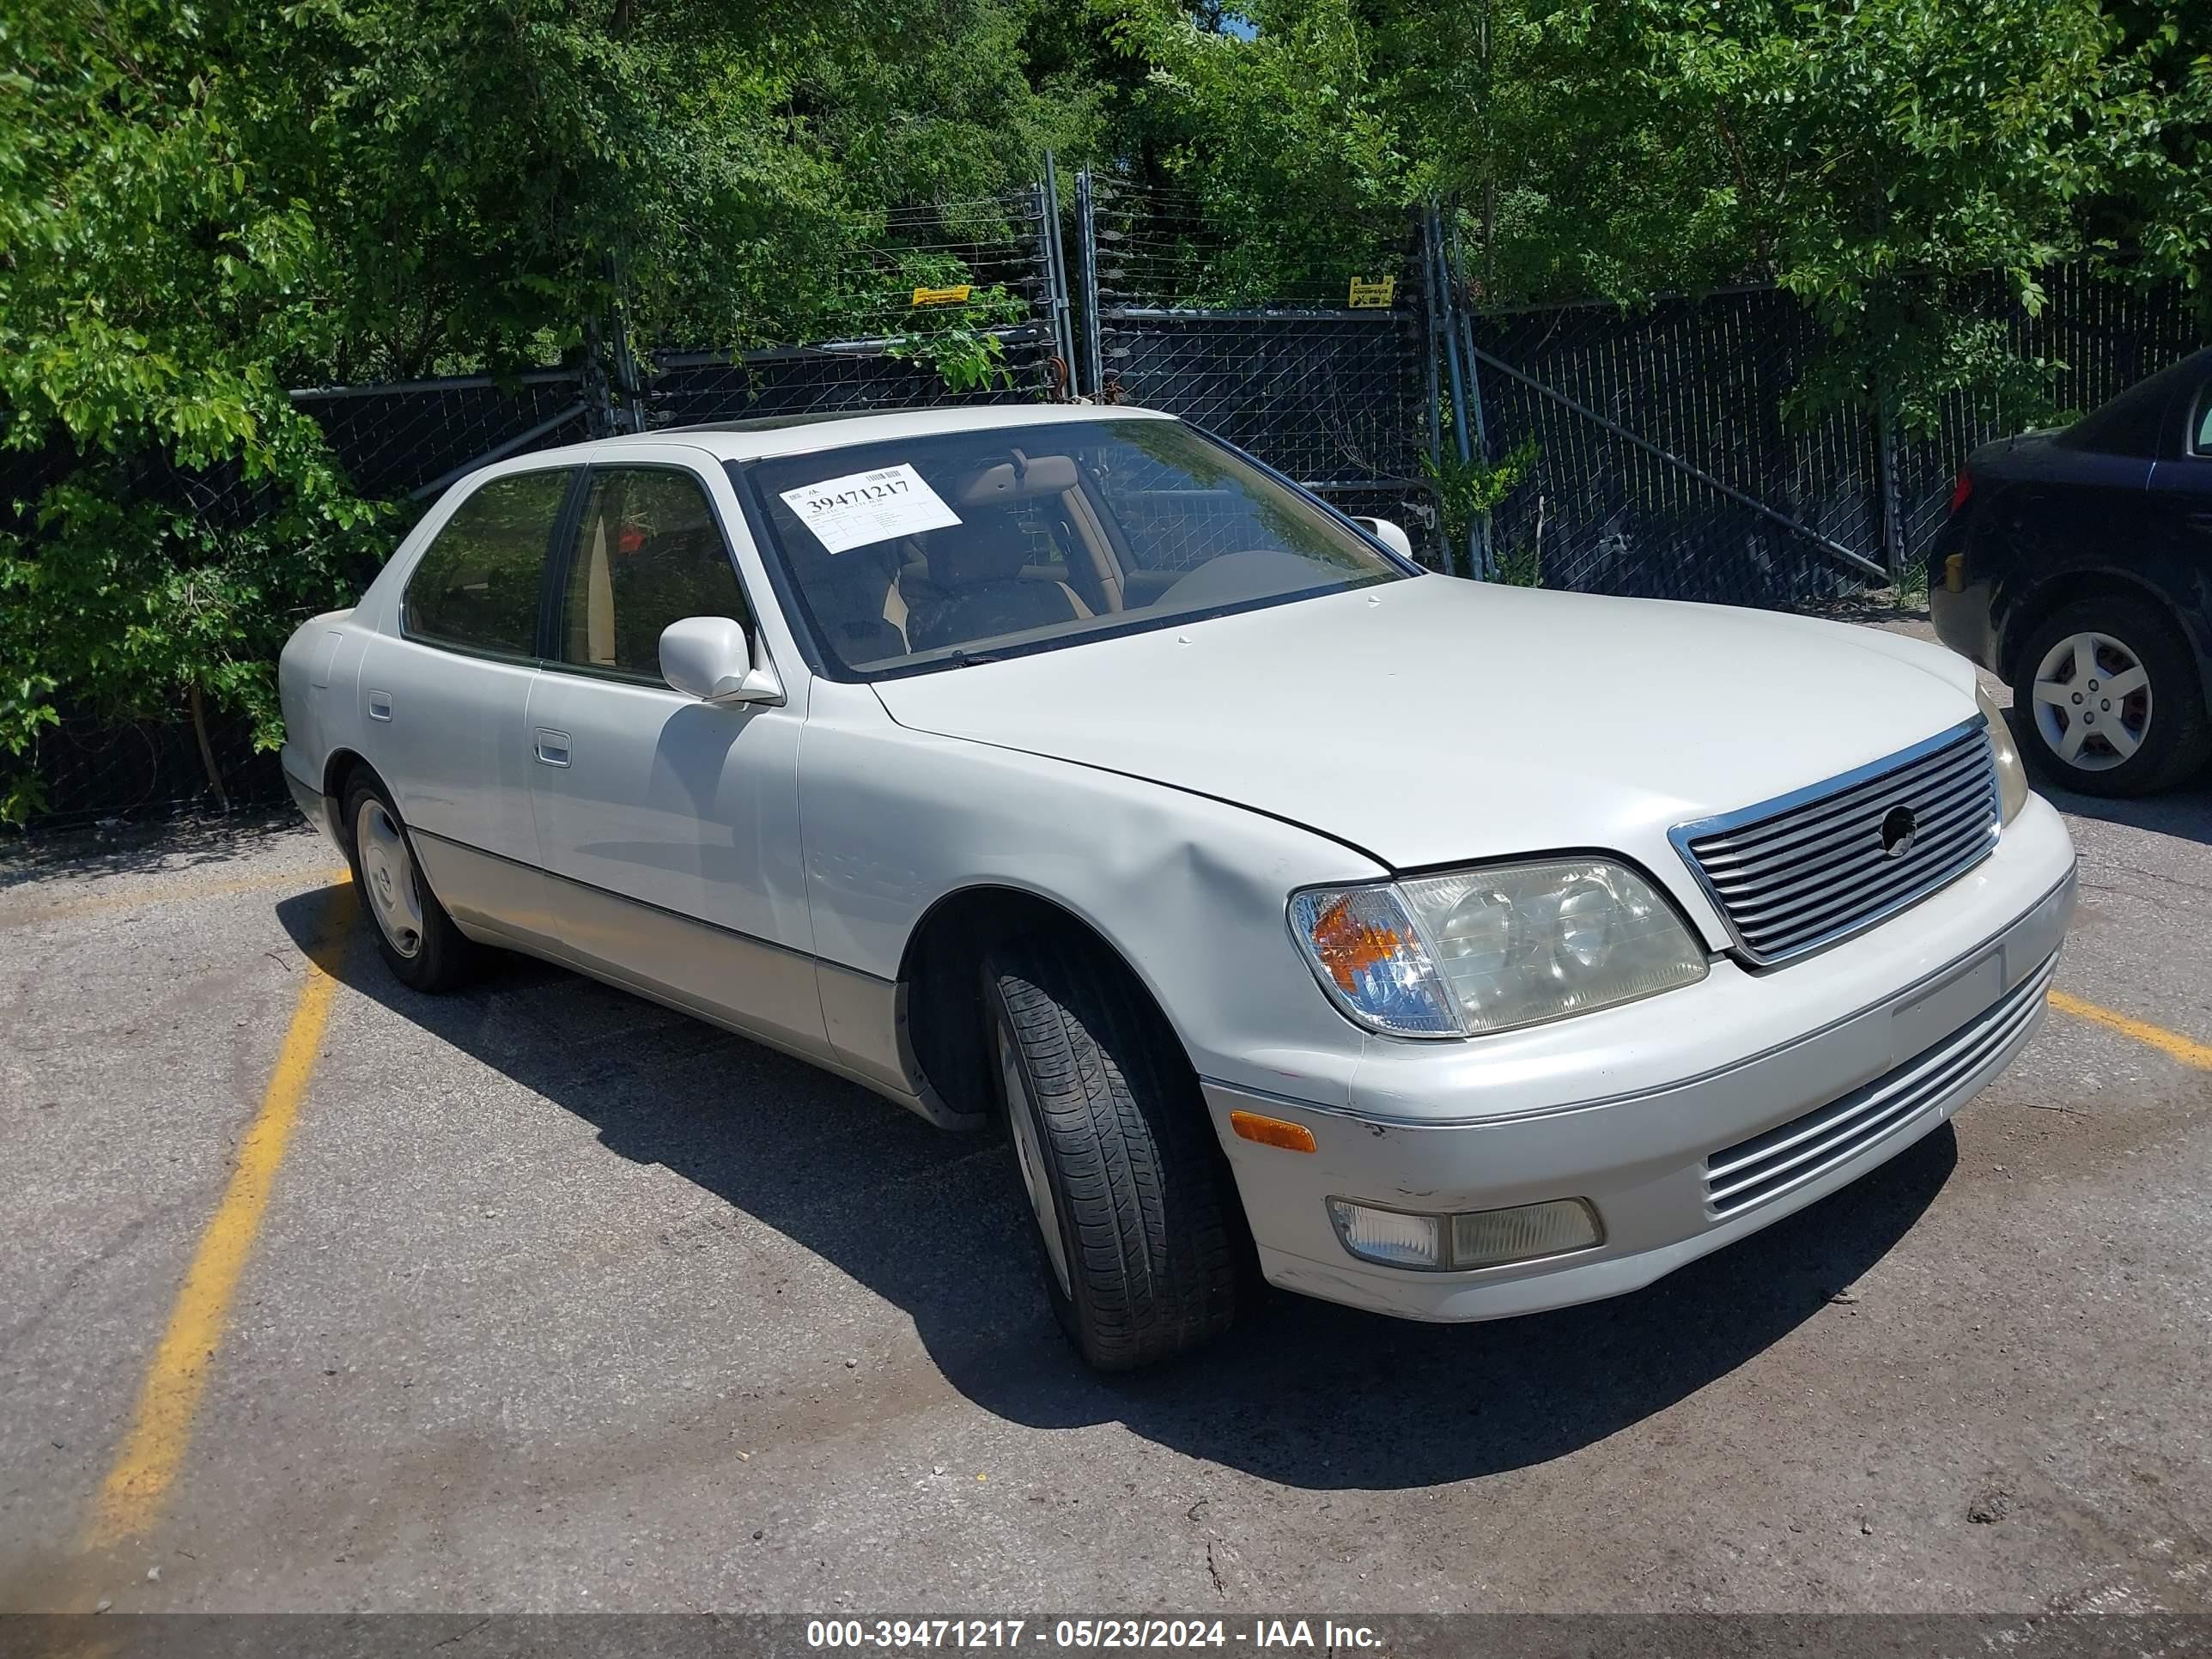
[0,0,386,819]
[1098,0,2212,421]
[1455,0,2208,429]
[0,0,1109,820]
[6,0,2209,823]
[1100,0,1411,301]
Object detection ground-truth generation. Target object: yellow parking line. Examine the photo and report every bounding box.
[81,883,354,1549]
[0,866,351,928]
[2049,989,2212,1072]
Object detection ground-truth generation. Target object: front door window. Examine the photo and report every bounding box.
[558,468,750,684]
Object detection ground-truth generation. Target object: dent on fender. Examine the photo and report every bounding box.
[800,702,1381,1109]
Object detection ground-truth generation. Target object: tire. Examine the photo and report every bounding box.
[2010,595,2212,798]
[342,775,477,993]
[981,930,1243,1370]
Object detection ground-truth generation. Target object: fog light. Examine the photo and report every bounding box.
[1450,1198,1602,1267]
[1326,1200,1443,1269]
[1328,1196,1603,1271]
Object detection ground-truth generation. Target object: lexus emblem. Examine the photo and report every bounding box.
[1879,805,1919,860]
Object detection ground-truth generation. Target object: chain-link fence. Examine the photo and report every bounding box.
[8,167,2206,832]
[1460,266,2203,609]
[4,189,1073,833]
[1465,287,1891,606]
[643,191,1068,427]
[1079,176,1444,565]
[292,371,593,503]
[279,191,1067,500]
[1888,262,2206,561]
[20,708,283,834]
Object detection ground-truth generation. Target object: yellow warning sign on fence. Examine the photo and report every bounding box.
[911,284,974,307]
[1347,276,1395,308]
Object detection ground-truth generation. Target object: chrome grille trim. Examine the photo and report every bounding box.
[1670,718,1999,967]
[1704,950,2057,1218]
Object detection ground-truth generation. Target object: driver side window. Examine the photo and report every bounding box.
[558,468,749,685]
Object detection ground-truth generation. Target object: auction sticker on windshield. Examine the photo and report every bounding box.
[780,464,962,554]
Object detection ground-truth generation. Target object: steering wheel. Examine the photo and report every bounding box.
[1152,548,1339,610]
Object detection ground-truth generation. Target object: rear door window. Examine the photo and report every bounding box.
[556,467,750,684]
[404,471,574,658]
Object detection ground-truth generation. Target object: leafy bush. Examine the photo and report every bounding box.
[1423,437,1537,576]
[0,1,393,821]
[882,254,1034,392]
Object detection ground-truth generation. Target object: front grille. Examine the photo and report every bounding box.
[1675,725,1999,965]
[1705,950,2057,1218]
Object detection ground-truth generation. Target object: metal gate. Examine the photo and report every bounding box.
[1072,173,1444,564]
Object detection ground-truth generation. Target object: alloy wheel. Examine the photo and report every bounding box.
[2030,630,2152,773]
[355,797,426,959]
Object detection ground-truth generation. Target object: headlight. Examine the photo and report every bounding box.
[1976,684,2028,824]
[1291,858,1709,1038]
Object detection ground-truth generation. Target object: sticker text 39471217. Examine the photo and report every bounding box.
[779,464,963,555]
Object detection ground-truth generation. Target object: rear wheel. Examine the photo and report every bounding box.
[981,931,1242,1371]
[343,776,477,993]
[2012,596,2211,797]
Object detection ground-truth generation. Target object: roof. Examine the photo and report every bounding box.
[529,401,1175,468]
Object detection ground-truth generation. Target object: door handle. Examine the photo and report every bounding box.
[2186,510,2212,533]
[366,690,392,722]
[532,727,572,768]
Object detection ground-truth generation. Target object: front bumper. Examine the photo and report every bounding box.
[1206,838,2075,1324]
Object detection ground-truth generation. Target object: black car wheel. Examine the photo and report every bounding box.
[2012,596,2212,797]
[980,929,1243,1371]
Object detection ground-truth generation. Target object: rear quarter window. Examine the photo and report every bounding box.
[2058,350,2210,458]
[404,471,573,657]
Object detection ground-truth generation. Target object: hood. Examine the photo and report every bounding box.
[870,576,1980,872]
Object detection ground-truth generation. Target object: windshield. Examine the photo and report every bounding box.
[734,418,1409,677]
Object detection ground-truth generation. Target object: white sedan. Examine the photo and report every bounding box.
[279,404,2076,1370]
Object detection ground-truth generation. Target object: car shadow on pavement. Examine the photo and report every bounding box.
[0,809,304,890]
[281,884,1955,1492]
[2033,775,2212,847]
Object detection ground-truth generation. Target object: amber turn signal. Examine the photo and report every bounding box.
[1229,1110,1318,1153]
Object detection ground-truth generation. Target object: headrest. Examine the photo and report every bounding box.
[923,511,1036,588]
[781,519,899,601]
[951,452,1079,508]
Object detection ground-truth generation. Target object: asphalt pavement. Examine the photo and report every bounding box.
[2,629,2208,1615]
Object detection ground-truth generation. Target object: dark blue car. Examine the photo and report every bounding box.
[1931,348,2212,797]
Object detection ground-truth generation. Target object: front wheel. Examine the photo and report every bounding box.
[2011,596,2211,797]
[981,932,1243,1371]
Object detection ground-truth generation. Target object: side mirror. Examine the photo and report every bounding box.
[659,617,784,706]
[1352,516,1415,562]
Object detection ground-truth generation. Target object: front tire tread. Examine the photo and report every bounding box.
[985,931,1241,1371]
